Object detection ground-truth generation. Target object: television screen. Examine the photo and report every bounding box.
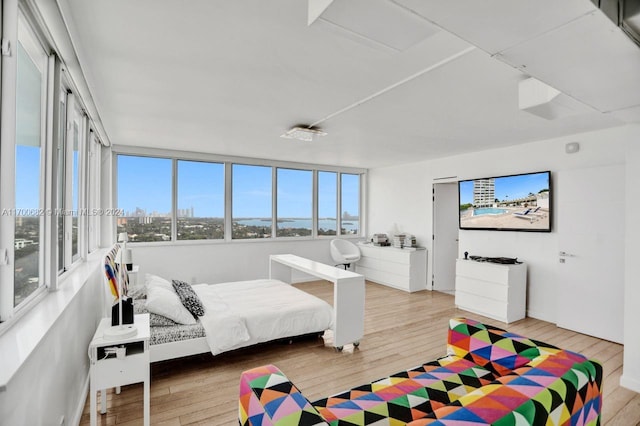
[458,171,551,232]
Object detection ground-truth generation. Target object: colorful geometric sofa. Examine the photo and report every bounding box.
[239,318,603,425]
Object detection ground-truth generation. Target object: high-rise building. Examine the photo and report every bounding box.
[473,178,495,208]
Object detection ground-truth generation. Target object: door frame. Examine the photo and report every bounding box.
[432,181,459,293]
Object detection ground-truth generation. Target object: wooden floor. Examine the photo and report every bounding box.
[80,280,640,426]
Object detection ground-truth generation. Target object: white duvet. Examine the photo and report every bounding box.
[192,279,334,355]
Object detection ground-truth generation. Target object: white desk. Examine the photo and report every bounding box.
[89,314,150,426]
[269,254,365,350]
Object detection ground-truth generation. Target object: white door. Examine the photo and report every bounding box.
[556,165,624,343]
[432,183,459,293]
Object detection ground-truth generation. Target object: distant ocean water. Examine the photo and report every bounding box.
[236,218,359,232]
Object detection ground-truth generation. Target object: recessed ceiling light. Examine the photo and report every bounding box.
[280,126,327,142]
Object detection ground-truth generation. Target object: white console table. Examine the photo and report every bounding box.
[455,259,527,324]
[355,242,427,292]
[269,254,365,350]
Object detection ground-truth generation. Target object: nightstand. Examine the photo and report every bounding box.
[88,313,150,426]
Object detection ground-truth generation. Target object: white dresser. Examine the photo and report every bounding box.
[455,259,527,323]
[355,243,427,292]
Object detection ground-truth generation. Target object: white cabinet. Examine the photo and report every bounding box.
[455,260,526,324]
[355,243,427,292]
[89,314,150,426]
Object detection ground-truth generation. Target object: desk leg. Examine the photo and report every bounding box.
[333,276,365,348]
[100,389,107,414]
[269,258,293,283]
[144,379,150,426]
[90,380,97,426]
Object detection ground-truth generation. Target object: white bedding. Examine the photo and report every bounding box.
[192,279,334,355]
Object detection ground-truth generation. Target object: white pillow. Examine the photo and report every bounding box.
[145,273,173,291]
[145,284,196,325]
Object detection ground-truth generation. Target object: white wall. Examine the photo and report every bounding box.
[622,139,640,393]
[130,238,362,285]
[0,262,103,426]
[369,123,640,391]
[369,126,630,321]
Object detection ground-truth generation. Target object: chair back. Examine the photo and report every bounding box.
[330,239,361,264]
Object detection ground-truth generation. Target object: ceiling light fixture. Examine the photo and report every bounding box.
[280,126,327,142]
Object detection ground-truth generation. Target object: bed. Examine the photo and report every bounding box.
[104,245,334,362]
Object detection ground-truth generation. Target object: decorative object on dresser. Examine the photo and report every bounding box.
[455,257,526,323]
[356,242,427,292]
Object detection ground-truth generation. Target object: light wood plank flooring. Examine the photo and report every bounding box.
[80,280,640,425]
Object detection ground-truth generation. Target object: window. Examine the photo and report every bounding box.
[69,104,82,261]
[232,164,272,239]
[13,15,48,307]
[276,168,312,237]
[87,131,101,252]
[341,173,360,235]
[0,10,103,322]
[114,153,364,242]
[317,171,337,236]
[177,160,224,240]
[117,155,172,242]
[56,89,67,272]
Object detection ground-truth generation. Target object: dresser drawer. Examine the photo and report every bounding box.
[455,260,511,285]
[455,291,508,321]
[456,276,509,301]
[91,352,148,389]
[356,257,410,276]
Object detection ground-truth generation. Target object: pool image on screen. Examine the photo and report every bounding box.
[458,171,551,232]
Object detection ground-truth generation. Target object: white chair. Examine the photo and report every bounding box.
[330,239,361,270]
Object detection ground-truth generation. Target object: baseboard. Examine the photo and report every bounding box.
[72,373,90,426]
[620,374,640,393]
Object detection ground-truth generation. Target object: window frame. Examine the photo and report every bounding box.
[0,5,101,326]
[275,167,313,238]
[112,146,366,245]
[10,10,50,313]
[175,159,225,241]
[115,153,174,243]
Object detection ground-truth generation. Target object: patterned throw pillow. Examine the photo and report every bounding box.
[172,280,206,318]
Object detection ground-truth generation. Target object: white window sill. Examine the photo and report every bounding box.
[0,249,106,392]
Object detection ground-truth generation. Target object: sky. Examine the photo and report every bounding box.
[459,172,549,205]
[117,156,360,218]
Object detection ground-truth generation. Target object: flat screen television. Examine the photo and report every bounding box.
[458,171,551,232]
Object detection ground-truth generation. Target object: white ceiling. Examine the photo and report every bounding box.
[56,0,640,169]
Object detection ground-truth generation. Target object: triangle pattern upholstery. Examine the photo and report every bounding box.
[239,318,603,425]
